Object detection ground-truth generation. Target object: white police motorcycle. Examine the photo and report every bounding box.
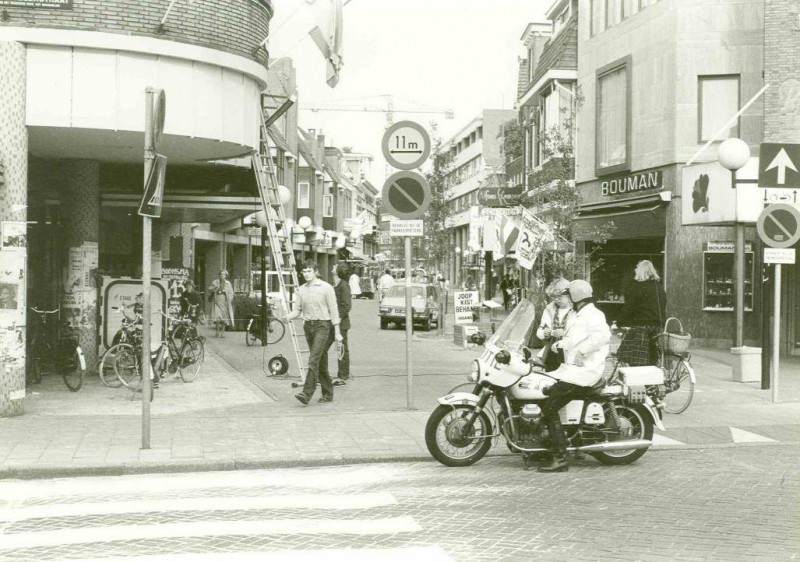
[425,298,667,467]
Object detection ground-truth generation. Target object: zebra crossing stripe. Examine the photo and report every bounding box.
[0,493,398,522]
[0,517,423,550]
[730,427,777,443]
[59,545,454,562]
[651,433,687,447]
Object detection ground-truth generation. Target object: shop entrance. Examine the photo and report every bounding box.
[588,238,665,324]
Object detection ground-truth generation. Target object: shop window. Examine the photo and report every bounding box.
[596,57,630,175]
[699,75,740,142]
[703,242,753,311]
[297,181,310,209]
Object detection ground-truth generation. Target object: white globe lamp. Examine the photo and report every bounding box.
[276,185,291,205]
[297,215,313,230]
[335,235,347,249]
[254,211,268,228]
[718,138,750,171]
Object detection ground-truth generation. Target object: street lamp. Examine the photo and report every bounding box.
[718,137,751,348]
[296,215,313,265]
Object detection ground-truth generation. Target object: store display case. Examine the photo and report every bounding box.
[703,241,753,311]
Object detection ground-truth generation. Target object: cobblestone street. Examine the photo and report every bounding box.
[1,444,797,561]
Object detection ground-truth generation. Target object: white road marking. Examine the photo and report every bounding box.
[59,546,453,562]
[0,493,397,522]
[730,427,777,443]
[1,517,422,550]
[0,465,409,500]
[651,433,687,446]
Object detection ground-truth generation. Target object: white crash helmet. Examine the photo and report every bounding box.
[568,279,593,303]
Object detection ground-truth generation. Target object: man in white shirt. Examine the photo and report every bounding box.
[377,269,395,302]
[286,262,343,405]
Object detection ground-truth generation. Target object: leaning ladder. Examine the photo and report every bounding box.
[252,106,308,382]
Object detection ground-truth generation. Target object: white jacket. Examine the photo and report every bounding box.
[550,303,610,387]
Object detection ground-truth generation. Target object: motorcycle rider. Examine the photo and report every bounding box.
[538,279,611,473]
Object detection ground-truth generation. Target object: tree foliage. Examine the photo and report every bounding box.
[500,119,524,163]
[422,132,454,274]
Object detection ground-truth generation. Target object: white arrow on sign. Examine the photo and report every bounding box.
[766,148,798,185]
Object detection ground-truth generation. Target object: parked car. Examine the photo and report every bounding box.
[379,283,440,331]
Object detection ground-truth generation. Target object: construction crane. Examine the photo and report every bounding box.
[300,94,454,129]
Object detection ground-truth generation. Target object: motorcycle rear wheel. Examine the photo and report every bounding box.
[425,404,492,467]
[590,403,654,466]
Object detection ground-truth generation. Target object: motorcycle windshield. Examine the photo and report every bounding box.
[487,298,537,353]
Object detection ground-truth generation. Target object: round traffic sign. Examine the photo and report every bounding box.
[382,171,431,220]
[381,120,431,170]
[757,203,800,248]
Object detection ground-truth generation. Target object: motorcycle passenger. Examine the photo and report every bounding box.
[535,277,573,371]
[538,279,611,473]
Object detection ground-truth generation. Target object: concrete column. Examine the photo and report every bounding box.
[0,42,28,417]
[59,159,100,373]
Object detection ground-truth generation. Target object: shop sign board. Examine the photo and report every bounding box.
[478,186,524,207]
[600,170,663,197]
[453,290,479,325]
[756,203,800,248]
[0,0,72,7]
[759,143,800,188]
[681,158,761,226]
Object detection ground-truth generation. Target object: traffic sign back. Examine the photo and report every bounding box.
[382,171,431,220]
[759,143,800,188]
[757,203,800,248]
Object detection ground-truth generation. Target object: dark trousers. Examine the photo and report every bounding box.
[302,320,334,400]
[322,327,349,380]
[542,380,585,421]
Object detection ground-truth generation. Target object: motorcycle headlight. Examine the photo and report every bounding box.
[468,360,479,382]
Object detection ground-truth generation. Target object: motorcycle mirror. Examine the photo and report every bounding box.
[495,350,511,365]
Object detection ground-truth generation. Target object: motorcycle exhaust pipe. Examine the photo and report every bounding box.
[573,439,651,453]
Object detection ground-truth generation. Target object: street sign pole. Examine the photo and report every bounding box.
[141,88,155,449]
[772,264,780,403]
[405,236,413,410]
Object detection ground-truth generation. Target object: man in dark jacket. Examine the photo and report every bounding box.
[326,263,352,386]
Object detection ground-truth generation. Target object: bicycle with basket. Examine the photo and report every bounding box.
[654,317,696,414]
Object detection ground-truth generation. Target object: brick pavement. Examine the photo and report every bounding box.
[1,305,799,479]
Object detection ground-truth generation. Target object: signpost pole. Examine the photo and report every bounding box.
[734,220,745,347]
[141,88,154,449]
[772,264,780,403]
[404,235,413,410]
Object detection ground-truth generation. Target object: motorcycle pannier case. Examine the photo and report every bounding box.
[618,366,664,386]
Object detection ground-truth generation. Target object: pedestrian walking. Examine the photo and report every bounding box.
[378,268,395,302]
[286,261,343,405]
[616,260,667,366]
[208,270,234,338]
[327,263,352,387]
[500,275,510,310]
[349,270,362,299]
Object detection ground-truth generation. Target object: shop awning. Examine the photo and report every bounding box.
[341,247,374,263]
[573,196,668,241]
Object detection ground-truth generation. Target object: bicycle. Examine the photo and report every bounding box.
[245,299,285,346]
[114,310,205,391]
[98,307,142,388]
[27,307,86,392]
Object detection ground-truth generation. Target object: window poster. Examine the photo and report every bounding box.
[1,221,26,251]
[0,252,26,369]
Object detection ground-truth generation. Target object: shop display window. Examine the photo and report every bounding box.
[703,241,753,311]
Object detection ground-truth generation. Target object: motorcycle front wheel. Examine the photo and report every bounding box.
[425,405,493,467]
[591,403,654,466]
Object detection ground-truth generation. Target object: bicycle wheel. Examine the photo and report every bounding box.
[114,343,141,389]
[61,344,85,392]
[98,346,125,388]
[245,318,258,347]
[664,358,695,414]
[265,318,286,345]
[179,339,205,382]
[28,336,46,384]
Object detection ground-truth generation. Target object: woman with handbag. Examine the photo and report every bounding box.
[616,260,667,366]
[535,277,573,371]
[208,270,234,338]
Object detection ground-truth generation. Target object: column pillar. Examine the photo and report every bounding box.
[0,42,28,417]
[60,159,100,373]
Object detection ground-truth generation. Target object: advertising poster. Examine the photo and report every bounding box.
[0,252,26,369]
[515,208,551,271]
[453,290,479,325]
[1,221,26,251]
[162,267,190,317]
[63,242,98,329]
[100,278,167,351]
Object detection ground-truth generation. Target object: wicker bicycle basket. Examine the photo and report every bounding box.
[656,317,691,354]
